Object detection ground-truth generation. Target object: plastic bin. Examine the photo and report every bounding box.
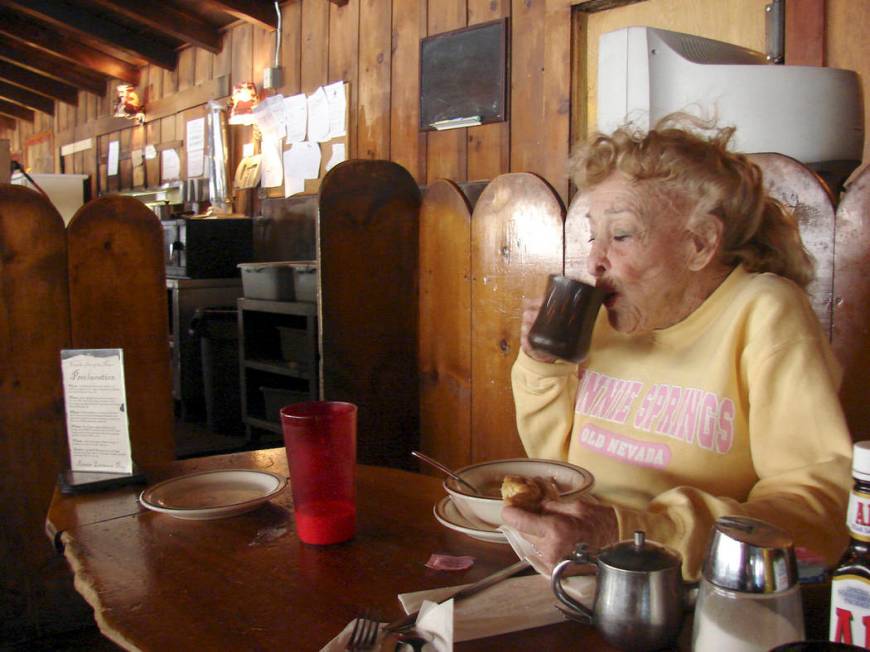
[238,261,317,302]
[189,307,243,435]
[292,264,317,302]
[260,386,309,424]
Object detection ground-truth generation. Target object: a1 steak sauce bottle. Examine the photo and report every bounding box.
[831,440,870,648]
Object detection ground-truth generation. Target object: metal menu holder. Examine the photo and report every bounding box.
[419,18,508,131]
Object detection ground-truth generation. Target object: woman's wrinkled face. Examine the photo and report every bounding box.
[580,173,697,334]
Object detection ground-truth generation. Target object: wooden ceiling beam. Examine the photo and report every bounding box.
[573,0,648,10]
[0,60,78,105]
[0,40,107,95]
[0,10,140,84]
[0,80,54,115]
[2,0,178,70]
[0,97,34,121]
[85,0,223,55]
[199,0,278,30]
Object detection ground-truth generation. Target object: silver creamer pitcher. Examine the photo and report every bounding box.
[552,530,688,651]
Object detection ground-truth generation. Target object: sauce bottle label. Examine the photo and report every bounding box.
[847,490,870,541]
[830,575,870,646]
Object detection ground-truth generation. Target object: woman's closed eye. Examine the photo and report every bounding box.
[587,233,631,243]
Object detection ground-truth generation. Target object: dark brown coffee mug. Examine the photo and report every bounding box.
[527,275,604,363]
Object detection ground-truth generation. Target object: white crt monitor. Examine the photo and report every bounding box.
[597,26,864,183]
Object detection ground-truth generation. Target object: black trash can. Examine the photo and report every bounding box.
[189,307,243,435]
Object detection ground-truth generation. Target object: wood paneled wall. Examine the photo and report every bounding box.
[1,0,867,201]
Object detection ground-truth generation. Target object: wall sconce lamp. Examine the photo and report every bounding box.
[228,81,260,125]
[114,84,144,124]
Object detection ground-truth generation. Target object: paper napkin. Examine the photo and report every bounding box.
[319,524,595,650]
[318,602,452,652]
[399,572,594,642]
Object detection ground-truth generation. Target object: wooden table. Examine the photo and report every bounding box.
[47,448,619,651]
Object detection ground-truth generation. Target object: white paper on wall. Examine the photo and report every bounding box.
[284,93,308,143]
[325,143,346,172]
[307,87,331,143]
[252,95,286,143]
[284,141,322,180]
[260,136,284,188]
[283,169,305,198]
[107,140,119,176]
[161,148,180,181]
[324,81,347,139]
[185,117,205,178]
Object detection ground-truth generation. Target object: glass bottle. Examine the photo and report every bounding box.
[830,440,870,648]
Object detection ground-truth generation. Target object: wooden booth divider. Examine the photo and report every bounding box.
[0,185,75,639]
[418,179,474,472]
[0,187,172,640]
[470,173,565,462]
[833,165,870,442]
[319,160,421,470]
[417,172,564,471]
[749,153,837,339]
[67,196,174,467]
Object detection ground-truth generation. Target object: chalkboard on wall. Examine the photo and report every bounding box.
[419,18,508,131]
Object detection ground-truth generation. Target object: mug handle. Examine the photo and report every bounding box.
[551,543,596,624]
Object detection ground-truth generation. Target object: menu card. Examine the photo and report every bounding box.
[60,349,133,474]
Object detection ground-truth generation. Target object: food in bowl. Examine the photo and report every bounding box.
[444,458,594,528]
[500,475,559,511]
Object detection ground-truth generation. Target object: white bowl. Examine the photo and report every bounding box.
[444,458,594,528]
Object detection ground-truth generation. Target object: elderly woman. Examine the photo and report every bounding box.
[504,116,853,579]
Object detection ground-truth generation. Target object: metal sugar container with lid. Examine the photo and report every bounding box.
[702,515,799,593]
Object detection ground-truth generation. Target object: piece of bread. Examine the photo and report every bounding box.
[501,474,560,511]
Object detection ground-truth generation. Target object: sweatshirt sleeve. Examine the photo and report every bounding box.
[511,350,581,461]
[611,449,850,582]
[612,314,852,581]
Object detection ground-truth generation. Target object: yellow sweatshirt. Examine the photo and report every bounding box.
[512,265,852,579]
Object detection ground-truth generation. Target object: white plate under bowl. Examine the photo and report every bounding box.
[139,469,287,520]
[433,496,508,544]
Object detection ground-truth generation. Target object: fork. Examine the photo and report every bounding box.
[345,612,381,650]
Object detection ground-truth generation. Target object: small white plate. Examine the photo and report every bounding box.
[139,469,287,520]
[434,496,508,544]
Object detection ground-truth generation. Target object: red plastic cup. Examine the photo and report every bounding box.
[280,401,357,545]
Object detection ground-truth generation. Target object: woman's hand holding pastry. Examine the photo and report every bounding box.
[502,497,618,571]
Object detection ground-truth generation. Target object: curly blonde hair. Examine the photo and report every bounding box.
[569,114,815,288]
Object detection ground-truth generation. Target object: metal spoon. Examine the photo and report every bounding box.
[411,450,481,495]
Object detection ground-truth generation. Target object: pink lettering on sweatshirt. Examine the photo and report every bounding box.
[576,370,642,425]
[576,371,736,457]
[716,398,735,453]
[578,424,671,469]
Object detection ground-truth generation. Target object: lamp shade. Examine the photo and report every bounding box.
[228,81,259,125]
[114,84,143,120]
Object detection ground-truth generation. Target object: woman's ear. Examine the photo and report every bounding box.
[685,214,723,271]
